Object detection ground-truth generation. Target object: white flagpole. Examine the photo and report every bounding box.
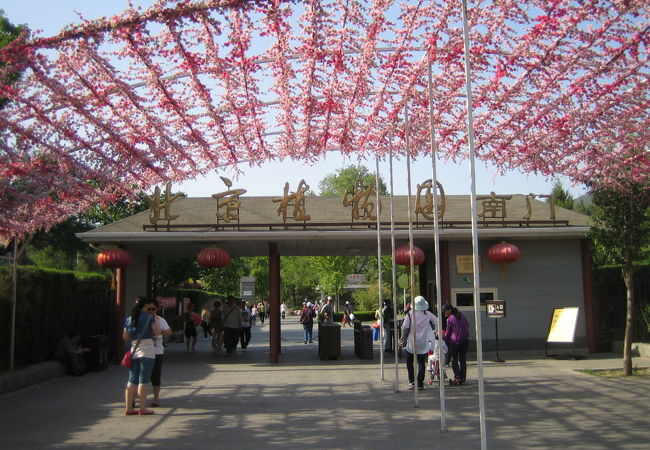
[427,47,447,431]
[404,102,418,407]
[10,236,18,371]
[388,140,400,393]
[460,0,488,448]
[375,156,385,380]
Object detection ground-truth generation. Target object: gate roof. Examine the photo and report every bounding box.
[78,194,589,257]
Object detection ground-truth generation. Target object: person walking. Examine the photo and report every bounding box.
[209,300,224,353]
[322,296,334,324]
[258,302,266,324]
[223,296,243,355]
[182,303,198,352]
[251,304,258,326]
[299,302,316,343]
[149,298,172,408]
[382,301,395,353]
[401,296,438,390]
[200,304,212,340]
[123,298,161,416]
[442,304,470,385]
[240,301,252,351]
[342,302,353,327]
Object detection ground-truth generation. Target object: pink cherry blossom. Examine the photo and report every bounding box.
[0,0,648,243]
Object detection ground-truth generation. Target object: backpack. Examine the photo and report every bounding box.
[208,310,223,330]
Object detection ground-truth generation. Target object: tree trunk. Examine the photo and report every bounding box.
[622,261,635,376]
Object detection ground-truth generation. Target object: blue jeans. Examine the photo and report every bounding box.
[128,357,155,385]
[303,323,313,342]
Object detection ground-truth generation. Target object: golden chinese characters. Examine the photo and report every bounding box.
[415,179,446,221]
[343,179,380,221]
[212,177,247,223]
[478,192,512,219]
[272,180,311,222]
[145,182,180,225]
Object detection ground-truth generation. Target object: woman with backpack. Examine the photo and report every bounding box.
[299,302,316,344]
[401,296,438,390]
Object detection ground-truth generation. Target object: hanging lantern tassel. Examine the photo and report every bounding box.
[487,242,520,282]
[499,263,509,282]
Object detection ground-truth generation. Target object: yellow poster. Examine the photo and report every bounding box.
[547,307,579,343]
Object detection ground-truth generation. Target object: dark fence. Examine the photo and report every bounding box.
[593,266,650,343]
[0,266,111,369]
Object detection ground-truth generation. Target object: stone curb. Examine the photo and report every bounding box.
[0,361,66,396]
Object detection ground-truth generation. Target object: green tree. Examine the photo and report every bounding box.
[589,183,650,375]
[549,181,575,210]
[318,165,388,195]
[0,10,25,108]
[198,257,249,297]
[154,257,199,289]
[79,192,150,228]
[280,256,319,307]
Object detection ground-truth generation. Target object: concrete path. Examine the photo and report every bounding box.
[0,318,648,449]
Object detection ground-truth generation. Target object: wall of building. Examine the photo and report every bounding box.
[124,249,149,314]
[424,238,586,351]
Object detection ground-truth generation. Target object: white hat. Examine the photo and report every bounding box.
[414,296,428,311]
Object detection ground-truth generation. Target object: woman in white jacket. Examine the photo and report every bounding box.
[401,296,438,390]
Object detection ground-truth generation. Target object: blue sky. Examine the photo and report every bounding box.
[1,0,588,199]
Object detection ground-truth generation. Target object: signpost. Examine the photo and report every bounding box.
[485,300,506,362]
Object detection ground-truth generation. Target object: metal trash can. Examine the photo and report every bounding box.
[82,335,109,371]
[318,323,341,360]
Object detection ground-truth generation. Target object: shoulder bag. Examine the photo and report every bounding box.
[121,315,152,368]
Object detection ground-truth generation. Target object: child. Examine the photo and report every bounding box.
[428,338,448,384]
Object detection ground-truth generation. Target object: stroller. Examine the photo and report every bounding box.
[427,338,448,385]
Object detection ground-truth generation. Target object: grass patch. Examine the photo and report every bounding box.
[579,367,650,378]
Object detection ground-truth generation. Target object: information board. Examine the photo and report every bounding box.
[455,255,483,274]
[546,307,579,343]
[485,300,506,318]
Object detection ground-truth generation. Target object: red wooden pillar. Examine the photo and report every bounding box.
[269,243,281,363]
[114,267,127,362]
[581,239,597,353]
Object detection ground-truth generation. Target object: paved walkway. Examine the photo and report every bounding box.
[1,318,649,449]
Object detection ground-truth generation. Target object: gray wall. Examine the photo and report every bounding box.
[124,250,149,315]
[424,238,586,351]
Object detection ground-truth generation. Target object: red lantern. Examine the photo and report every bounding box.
[394,244,425,266]
[97,248,132,268]
[487,242,520,281]
[197,246,231,268]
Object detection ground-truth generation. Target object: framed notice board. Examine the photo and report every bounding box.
[545,307,581,358]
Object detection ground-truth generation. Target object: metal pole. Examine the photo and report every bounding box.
[495,319,500,362]
[9,236,18,371]
[460,0,488,448]
[405,102,418,407]
[375,156,385,380]
[427,46,447,431]
[388,142,400,392]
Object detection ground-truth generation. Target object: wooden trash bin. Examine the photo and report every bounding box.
[318,323,341,360]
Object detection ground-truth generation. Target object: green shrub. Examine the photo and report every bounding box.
[0,265,111,369]
[333,310,376,323]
